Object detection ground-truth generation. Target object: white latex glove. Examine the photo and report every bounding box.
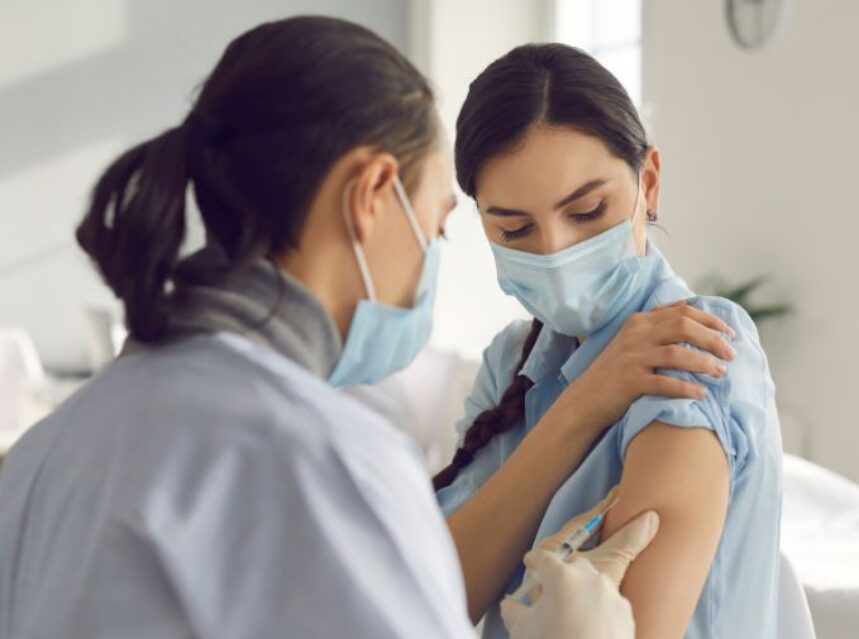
[501,491,659,639]
[500,550,635,639]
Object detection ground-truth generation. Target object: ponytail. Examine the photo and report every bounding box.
[76,125,189,342]
[76,17,438,344]
[433,319,543,491]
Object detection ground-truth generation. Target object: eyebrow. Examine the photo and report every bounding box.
[484,178,608,217]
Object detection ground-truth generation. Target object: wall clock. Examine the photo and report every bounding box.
[726,0,792,50]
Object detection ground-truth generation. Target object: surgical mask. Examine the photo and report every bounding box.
[328,177,440,387]
[490,180,645,337]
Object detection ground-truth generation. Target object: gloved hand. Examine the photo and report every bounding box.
[501,489,659,639]
[500,550,635,639]
[538,486,658,588]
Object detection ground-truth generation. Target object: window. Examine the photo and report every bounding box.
[553,0,642,105]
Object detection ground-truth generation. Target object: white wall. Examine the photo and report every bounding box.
[0,0,408,372]
[641,1,859,480]
[0,0,545,372]
[9,0,854,481]
[414,0,553,361]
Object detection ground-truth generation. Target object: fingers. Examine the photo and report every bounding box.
[649,299,737,341]
[642,373,708,400]
[654,315,737,361]
[511,551,637,638]
[652,344,728,379]
[596,511,660,562]
[522,548,550,573]
[538,486,619,552]
[525,550,600,596]
[580,510,660,587]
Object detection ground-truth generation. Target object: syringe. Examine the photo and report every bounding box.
[513,497,619,605]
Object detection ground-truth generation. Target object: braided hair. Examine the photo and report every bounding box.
[433,319,542,490]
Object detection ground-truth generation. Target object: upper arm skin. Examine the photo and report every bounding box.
[602,422,730,639]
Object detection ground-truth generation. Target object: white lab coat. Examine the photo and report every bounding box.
[0,332,474,639]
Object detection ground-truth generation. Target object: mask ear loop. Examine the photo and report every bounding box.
[342,180,377,302]
[631,173,659,223]
[630,173,652,255]
[630,173,644,223]
[392,176,428,252]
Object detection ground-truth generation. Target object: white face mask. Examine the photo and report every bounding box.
[489,179,644,336]
[328,177,441,387]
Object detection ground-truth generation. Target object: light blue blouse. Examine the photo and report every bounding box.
[437,244,783,639]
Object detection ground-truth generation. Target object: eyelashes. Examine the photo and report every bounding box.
[500,224,533,242]
[572,201,607,221]
[499,201,607,242]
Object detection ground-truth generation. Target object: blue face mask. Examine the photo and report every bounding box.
[490,180,645,337]
[328,177,440,387]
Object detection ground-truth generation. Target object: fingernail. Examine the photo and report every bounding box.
[716,363,728,376]
[697,387,708,398]
[724,343,737,359]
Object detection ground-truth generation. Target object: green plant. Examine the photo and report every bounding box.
[695,274,793,324]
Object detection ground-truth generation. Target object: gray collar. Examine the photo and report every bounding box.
[124,246,343,379]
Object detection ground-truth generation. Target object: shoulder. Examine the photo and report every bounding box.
[689,295,759,341]
[619,292,776,470]
[645,272,760,347]
[112,333,423,480]
[111,369,465,636]
[643,282,771,391]
[687,295,772,396]
[104,336,436,533]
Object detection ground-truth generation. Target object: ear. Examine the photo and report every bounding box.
[642,146,662,216]
[345,152,400,244]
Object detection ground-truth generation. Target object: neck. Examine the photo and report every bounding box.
[275,187,366,343]
[276,247,361,343]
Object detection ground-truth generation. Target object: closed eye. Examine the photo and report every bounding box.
[500,224,533,242]
[568,201,606,221]
[499,201,606,242]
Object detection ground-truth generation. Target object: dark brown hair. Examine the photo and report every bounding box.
[433,44,648,490]
[77,16,437,343]
[433,319,543,491]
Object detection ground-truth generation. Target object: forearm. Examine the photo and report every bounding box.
[446,414,598,622]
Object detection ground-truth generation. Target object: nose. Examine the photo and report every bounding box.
[537,223,576,255]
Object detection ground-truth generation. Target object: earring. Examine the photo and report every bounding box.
[647,208,658,223]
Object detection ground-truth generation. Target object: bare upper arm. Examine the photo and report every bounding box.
[602,421,730,639]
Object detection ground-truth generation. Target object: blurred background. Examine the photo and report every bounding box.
[1,2,858,634]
